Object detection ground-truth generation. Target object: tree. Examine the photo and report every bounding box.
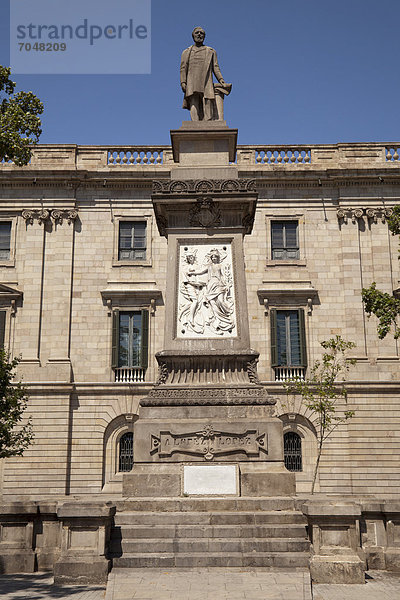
[284,336,356,494]
[0,66,43,166]
[362,206,400,339]
[0,350,34,458]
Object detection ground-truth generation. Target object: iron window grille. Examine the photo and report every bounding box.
[118,432,133,472]
[284,431,303,472]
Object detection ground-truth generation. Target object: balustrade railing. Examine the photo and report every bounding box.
[386,147,400,162]
[108,148,164,165]
[255,148,311,165]
[274,366,306,382]
[1,143,399,169]
[114,367,146,383]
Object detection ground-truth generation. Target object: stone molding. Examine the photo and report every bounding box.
[152,178,257,195]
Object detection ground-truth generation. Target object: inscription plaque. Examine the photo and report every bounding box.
[150,425,267,461]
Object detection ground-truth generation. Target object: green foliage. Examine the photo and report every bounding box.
[387,205,400,237]
[361,205,400,339]
[362,282,400,339]
[0,66,43,166]
[284,336,356,493]
[0,350,34,458]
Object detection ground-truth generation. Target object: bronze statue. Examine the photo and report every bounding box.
[180,27,232,121]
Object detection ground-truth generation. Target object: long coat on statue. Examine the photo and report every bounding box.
[180,45,223,110]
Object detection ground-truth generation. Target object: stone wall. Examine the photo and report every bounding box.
[0,143,399,499]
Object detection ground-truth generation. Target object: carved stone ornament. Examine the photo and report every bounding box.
[337,207,393,225]
[156,361,169,385]
[189,198,221,228]
[152,178,257,195]
[22,209,78,225]
[141,386,276,407]
[246,359,261,384]
[150,425,268,461]
[21,210,35,225]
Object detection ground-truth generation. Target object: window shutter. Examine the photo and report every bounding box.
[0,311,5,348]
[298,308,307,367]
[111,309,119,368]
[270,309,278,367]
[140,309,149,368]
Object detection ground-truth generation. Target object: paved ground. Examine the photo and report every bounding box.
[105,568,312,600]
[0,569,399,600]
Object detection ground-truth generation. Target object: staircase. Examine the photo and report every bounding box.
[110,497,310,569]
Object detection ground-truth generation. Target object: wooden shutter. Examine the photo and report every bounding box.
[0,311,5,348]
[270,309,278,367]
[298,308,307,367]
[111,309,119,368]
[140,309,149,368]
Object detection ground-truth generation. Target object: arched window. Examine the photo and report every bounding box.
[118,432,133,472]
[284,431,302,472]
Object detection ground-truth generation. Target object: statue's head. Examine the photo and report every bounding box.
[192,27,205,44]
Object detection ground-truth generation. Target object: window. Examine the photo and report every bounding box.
[284,431,302,472]
[271,221,299,260]
[0,222,11,261]
[112,309,149,381]
[0,310,5,347]
[118,432,133,472]
[119,221,146,260]
[271,309,307,368]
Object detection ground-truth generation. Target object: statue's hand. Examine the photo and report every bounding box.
[219,79,226,85]
[181,82,186,93]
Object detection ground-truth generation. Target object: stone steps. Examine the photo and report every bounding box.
[111,537,310,554]
[112,551,310,569]
[114,510,306,526]
[115,497,296,512]
[111,523,307,539]
[110,498,310,570]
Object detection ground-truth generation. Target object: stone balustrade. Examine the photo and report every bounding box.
[274,366,306,382]
[114,366,146,383]
[1,142,399,170]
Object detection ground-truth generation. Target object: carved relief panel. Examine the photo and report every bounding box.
[176,242,237,338]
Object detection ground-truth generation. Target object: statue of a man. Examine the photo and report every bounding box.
[180,27,232,121]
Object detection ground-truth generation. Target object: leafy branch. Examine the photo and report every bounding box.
[284,336,356,494]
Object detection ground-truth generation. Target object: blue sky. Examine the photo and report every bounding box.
[1,0,399,146]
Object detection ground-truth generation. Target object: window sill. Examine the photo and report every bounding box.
[0,260,15,268]
[112,259,152,268]
[266,260,306,267]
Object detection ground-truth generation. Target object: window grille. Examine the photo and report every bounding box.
[119,432,133,472]
[284,431,302,472]
[271,221,299,260]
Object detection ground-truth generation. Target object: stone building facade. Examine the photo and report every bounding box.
[0,141,399,500]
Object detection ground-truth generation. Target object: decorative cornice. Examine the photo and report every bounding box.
[152,178,257,195]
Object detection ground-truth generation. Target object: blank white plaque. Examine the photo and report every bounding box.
[183,465,238,495]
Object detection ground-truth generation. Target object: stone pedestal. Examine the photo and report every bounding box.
[54,503,115,585]
[170,121,238,180]
[124,123,294,499]
[123,403,295,497]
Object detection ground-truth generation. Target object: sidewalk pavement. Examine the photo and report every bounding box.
[105,568,312,600]
[0,569,399,600]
